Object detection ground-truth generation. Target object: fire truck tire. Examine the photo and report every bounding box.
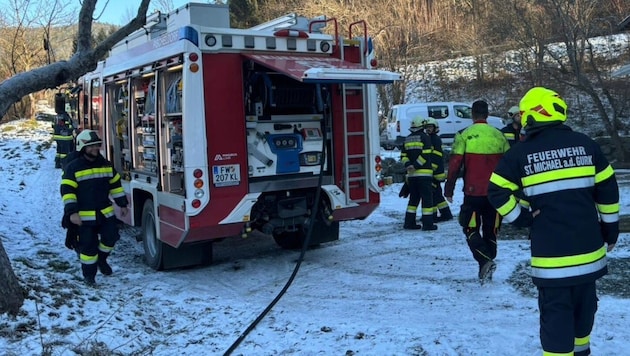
[272,230,307,250]
[141,199,163,270]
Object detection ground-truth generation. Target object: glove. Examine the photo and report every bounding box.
[64,226,79,250]
[600,222,619,246]
[511,209,533,228]
[399,182,409,198]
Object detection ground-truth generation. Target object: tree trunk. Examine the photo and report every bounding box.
[0,238,25,316]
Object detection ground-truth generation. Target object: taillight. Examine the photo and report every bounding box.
[191,169,205,209]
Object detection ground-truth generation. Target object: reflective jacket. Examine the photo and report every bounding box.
[61,154,128,225]
[444,121,509,197]
[400,129,433,178]
[488,124,619,287]
[428,133,446,181]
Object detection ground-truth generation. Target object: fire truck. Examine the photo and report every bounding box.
[76,3,400,270]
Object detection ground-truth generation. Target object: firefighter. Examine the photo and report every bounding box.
[52,111,76,169]
[444,100,509,283]
[488,87,619,356]
[422,117,453,222]
[500,105,523,147]
[400,117,436,231]
[60,130,129,286]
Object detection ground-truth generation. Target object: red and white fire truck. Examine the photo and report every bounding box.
[76,3,400,270]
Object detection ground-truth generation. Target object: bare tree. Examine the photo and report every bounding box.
[0,0,151,316]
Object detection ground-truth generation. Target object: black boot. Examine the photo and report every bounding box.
[421,215,438,231]
[97,252,113,276]
[82,263,97,286]
[403,212,422,230]
[436,208,453,222]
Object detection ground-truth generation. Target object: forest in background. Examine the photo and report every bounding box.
[1,0,629,158]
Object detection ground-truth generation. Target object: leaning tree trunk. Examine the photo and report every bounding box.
[0,238,24,316]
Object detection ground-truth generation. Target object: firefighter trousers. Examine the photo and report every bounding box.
[459,195,501,266]
[538,282,598,356]
[77,217,121,269]
[406,176,433,224]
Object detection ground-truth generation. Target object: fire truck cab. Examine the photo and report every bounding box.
[77,3,400,270]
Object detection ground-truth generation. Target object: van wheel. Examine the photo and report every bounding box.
[141,199,163,270]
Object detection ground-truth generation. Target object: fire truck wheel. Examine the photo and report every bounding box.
[141,199,163,270]
[272,230,307,250]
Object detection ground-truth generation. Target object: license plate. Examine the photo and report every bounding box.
[212,164,240,187]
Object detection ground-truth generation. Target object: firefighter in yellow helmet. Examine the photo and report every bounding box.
[400,116,436,230]
[422,117,453,222]
[60,130,129,286]
[488,87,619,355]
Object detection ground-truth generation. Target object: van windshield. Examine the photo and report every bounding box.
[454,105,472,119]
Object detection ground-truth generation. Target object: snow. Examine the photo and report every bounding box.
[1,119,629,355]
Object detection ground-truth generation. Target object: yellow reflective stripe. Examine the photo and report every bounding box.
[532,246,606,268]
[109,173,121,184]
[542,351,572,356]
[406,206,417,213]
[416,156,426,165]
[61,179,78,188]
[597,202,619,214]
[532,255,607,280]
[422,149,432,154]
[504,133,515,140]
[574,335,590,352]
[522,166,595,187]
[99,242,114,253]
[53,135,74,140]
[421,207,433,215]
[496,196,518,218]
[79,211,97,221]
[523,177,593,196]
[407,169,433,177]
[80,253,98,264]
[110,187,125,198]
[62,193,77,204]
[405,142,423,148]
[490,172,519,191]
[595,165,614,183]
[101,206,115,217]
[433,150,443,157]
[434,172,446,180]
[75,167,114,182]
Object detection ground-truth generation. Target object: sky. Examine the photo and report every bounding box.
[0,119,629,355]
[95,0,193,26]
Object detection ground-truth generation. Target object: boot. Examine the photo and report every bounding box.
[82,263,97,286]
[403,212,422,230]
[421,215,438,231]
[97,252,113,276]
[436,208,453,222]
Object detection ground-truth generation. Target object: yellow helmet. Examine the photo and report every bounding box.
[76,129,102,151]
[519,87,567,129]
[410,116,425,131]
[422,117,439,133]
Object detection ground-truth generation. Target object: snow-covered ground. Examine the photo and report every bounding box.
[1,119,629,355]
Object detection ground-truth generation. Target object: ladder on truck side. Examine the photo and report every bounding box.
[341,21,372,205]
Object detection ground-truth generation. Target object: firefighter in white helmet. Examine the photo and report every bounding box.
[400,117,436,230]
[500,105,523,147]
[488,87,619,355]
[60,130,129,286]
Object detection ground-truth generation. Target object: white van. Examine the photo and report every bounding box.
[381,102,504,149]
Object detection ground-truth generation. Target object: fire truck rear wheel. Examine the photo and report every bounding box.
[141,199,163,270]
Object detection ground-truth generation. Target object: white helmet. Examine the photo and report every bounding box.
[76,130,102,151]
[505,105,520,124]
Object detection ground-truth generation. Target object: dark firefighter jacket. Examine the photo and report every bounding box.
[52,114,75,155]
[444,121,509,197]
[400,130,433,178]
[488,124,619,287]
[428,133,446,181]
[500,124,523,148]
[61,154,128,225]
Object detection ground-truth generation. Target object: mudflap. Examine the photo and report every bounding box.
[308,220,339,245]
[162,241,213,270]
